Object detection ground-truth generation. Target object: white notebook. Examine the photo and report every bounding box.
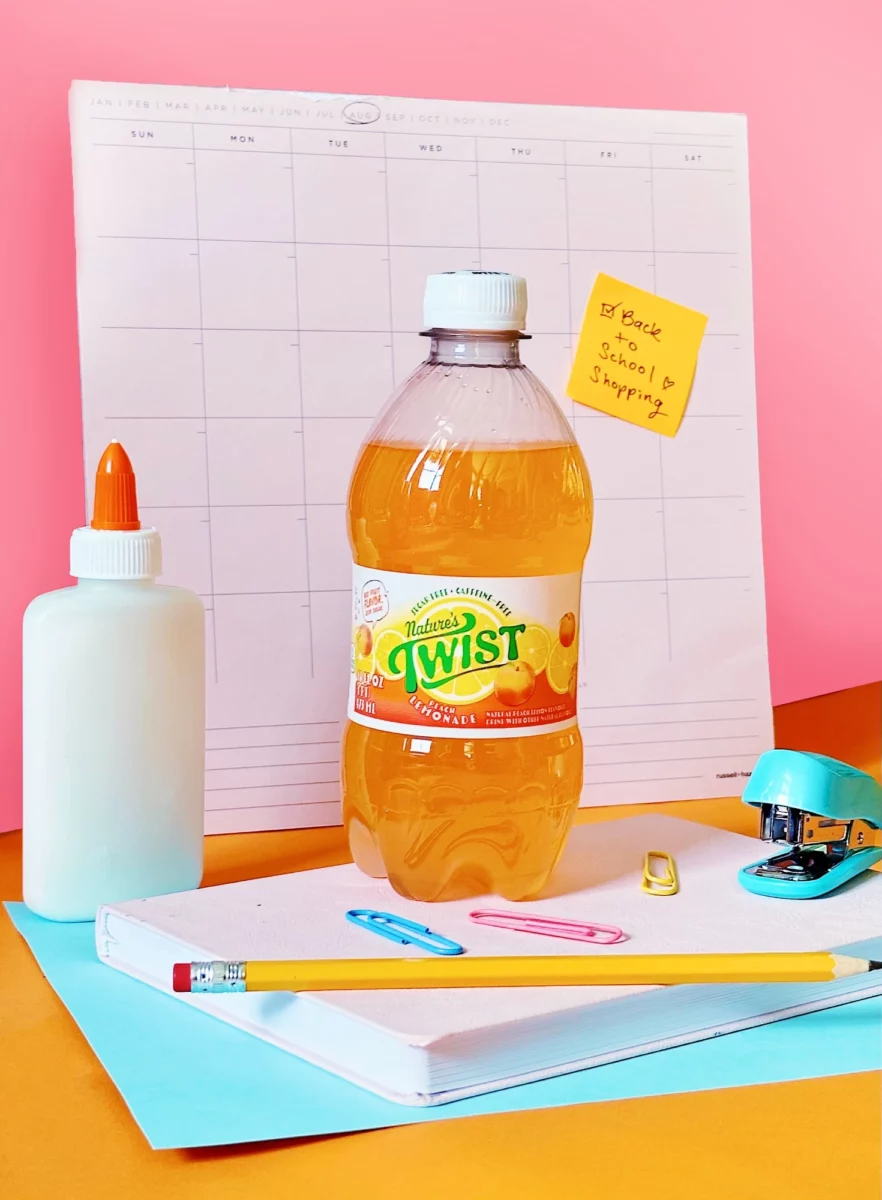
[96,815,882,1106]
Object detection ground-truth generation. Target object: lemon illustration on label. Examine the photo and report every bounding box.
[373,628,406,679]
[516,625,551,675]
[547,638,579,694]
[443,664,499,704]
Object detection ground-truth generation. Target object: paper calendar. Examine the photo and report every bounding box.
[69,81,773,834]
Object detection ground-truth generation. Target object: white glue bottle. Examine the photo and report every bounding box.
[23,441,205,921]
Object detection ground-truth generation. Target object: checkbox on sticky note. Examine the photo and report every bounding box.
[567,274,708,436]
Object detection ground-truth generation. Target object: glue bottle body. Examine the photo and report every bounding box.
[22,443,205,921]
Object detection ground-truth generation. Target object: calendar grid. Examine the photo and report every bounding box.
[381,134,398,388]
[285,124,315,674]
[188,121,219,681]
[647,142,673,659]
[87,114,738,151]
[91,143,738,170]
[561,143,576,423]
[96,236,740,254]
[473,138,483,269]
[72,82,773,833]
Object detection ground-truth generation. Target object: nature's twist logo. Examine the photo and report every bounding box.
[354,592,579,712]
[387,598,524,702]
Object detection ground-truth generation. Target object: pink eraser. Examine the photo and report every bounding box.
[172,963,191,992]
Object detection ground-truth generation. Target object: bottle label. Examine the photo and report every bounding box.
[347,566,581,739]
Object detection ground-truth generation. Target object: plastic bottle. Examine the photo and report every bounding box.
[343,272,593,901]
[23,441,205,921]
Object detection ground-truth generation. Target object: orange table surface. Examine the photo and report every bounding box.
[2,685,881,1200]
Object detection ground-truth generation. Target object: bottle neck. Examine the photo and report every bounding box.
[426,331,524,366]
[75,577,155,589]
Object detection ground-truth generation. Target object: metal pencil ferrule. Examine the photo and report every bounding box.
[190,961,246,993]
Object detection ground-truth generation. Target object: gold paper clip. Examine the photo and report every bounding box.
[642,850,679,896]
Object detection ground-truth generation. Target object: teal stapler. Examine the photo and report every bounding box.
[738,750,882,899]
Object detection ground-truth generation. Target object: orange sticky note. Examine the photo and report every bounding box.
[567,274,708,436]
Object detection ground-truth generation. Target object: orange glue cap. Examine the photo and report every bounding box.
[70,443,160,580]
[91,441,141,531]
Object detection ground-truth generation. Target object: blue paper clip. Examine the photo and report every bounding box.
[345,909,464,956]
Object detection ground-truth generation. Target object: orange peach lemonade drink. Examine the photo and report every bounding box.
[342,272,592,901]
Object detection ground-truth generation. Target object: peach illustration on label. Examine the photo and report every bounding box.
[355,624,373,657]
[494,660,536,707]
[559,612,576,648]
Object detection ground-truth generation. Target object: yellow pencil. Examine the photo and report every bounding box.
[172,951,880,994]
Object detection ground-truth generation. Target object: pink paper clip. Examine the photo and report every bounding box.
[468,909,627,945]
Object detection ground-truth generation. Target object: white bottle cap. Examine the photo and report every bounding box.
[70,527,162,581]
[423,271,528,332]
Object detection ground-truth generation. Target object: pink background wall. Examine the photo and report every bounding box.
[2,0,881,831]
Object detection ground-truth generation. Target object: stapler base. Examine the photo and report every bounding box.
[739,846,882,899]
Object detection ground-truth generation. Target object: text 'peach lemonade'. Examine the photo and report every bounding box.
[343,272,593,901]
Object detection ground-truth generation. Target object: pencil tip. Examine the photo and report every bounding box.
[868,960,882,972]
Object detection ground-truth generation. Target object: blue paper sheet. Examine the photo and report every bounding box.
[6,900,881,1150]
